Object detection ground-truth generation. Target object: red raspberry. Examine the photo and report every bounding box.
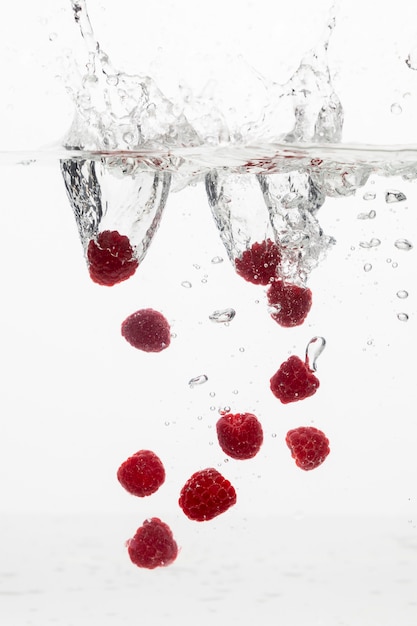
[87,230,139,286]
[270,355,319,404]
[126,518,178,569]
[178,468,237,521]
[216,412,263,460]
[121,308,171,353]
[285,426,330,471]
[117,450,165,497]
[235,239,281,285]
[267,279,312,327]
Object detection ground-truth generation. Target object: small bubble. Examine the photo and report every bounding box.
[209,441,214,446]
[193,263,201,269]
[197,415,203,421]
[239,347,245,352]
[211,256,224,264]
[210,406,216,411]
[385,190,407,203]
[223,406,231,412]
[209,308,236,323]
[397,290,409,299]
[363,263,373,272]
[254,299,260,304]
[209,391,216,398]
[49,32,57,42]
[164,421,170,426]
[363,192,376,202]
[224,458,229,463]
[390,103,402,115]
[170,332,177,339]
[181,281,192,288]
[201,278,207,284]
[106,74,119,86]
[394,238,413,251]
[386,258,392,264]
[188,374,208,388]
[397,312,409,322]
[392,262,398,269]
[367,339,374,346]
[232,389,239,395]
[271,433,277,438]
[359,238,381,248]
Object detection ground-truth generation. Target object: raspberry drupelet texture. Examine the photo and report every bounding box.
[285,426,330,471]
[117,450,165,497]
[121,308,171,353]
[270,355,319,404]
[126,518,178,569]
[216,412,263,460]
[87,230,139,286]
[179,468,237,521]
[267,279,312,327]
[235,239,281,285]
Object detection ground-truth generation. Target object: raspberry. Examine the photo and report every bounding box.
[235,239,281,285]
[216,412,263,460]
[121,308,171,353]
[126,518,178,569]
[87,230,139,286]
[179,468,237,521]
[285,426,330,471]
[267,279,312,327]
[117,450,165,497]
[270,355,319,404]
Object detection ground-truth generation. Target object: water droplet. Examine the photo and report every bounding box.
[209,391,216,398]
[305,336,326,372]
[209,308,236,323]
[181,281,192,288]
[397,312,409,322]
[188,374,208,388]
[363,192,376,202]
[397,290,409,299]
[394,238,413,251]
[390,103,402,115]
[211,256,224,264]
[363,263,373,272]
[359,238,381,249]
[385,190,407,203]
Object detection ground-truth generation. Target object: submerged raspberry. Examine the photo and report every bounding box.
[127,518,178,569]
[117,450,165,497]
[267,279,312,327]
[235,239,281,285]
[286,426,330,471]
[121,308,171,353]
[270,355,319,404]
[87,230,139,286]
[216,412,263,460]
[179,468,237,522]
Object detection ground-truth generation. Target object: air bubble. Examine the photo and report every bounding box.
[197,415,203,421]
[181,281,192,288]
[209,308,236,323]
[211,256,224,264]
[397,290,409,299]
[386,258,392,264]
[363,263,372,272]
[106,74,119,86]
[210,406,216,411]
[358,209,376,219]
[390,103,402,115]
[201,278,207,284]
[193,263,201,269]
[271,433,277,438]
[385,190,407,203]
[394,239,413,251]
[188,374,208,388]
[239,347,245,353]
[397,313,409,322]
[232,389,239,395]
[359,238,381,248]
[305,336,326,372]
[363,193,376,202]
[392,262,398,269]
[209,391,216,398]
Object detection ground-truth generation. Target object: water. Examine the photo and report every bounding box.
[1,1,417,625]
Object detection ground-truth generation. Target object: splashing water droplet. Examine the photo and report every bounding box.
[188,374,208,388]
[305,336,326,372]
[359,238,381,249]
[394,239,413,251]
[390,103,402,115]
[363,192,376,202]
[181,281,192,288]
[385,190,407,203]
[397,312,409,322]
[397,290,409,299]
[211,256,224,264]
[209,308,236,323]
[363,263,372,272]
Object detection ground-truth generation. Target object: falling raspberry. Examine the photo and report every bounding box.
[87,230,139,286]
[121,308,171,353]
[270,355,319,404]
[216,412,263,460]
[267,279,312,327]
[285,426,330,471]
[126,518,178,569]
[179,468,237,521]
[117,450,165,497]
[235,239,281,285]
